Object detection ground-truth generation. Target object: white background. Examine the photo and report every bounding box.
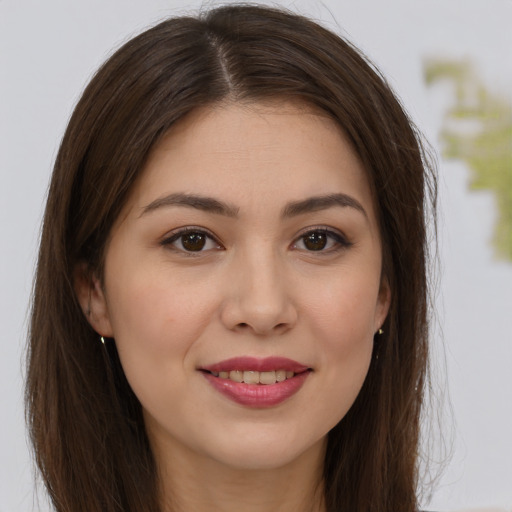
[1,1,511,511]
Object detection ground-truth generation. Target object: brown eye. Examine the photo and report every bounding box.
[181,232,207,251]
[302,232,327,251]
[293,228,351,253]
[161,228,221,253]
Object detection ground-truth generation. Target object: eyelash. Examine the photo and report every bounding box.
[160,226,352,254]
[160,226,222,255]
[292,226,352,253]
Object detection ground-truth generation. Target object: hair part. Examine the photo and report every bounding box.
[27,5,437,511]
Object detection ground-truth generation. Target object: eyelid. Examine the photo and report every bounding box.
[159,226,223,251]
[158,224,351,254]
[291,225,352,251]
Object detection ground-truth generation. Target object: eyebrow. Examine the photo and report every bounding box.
[140,192,367,219]
[281,193,367,219]
[140,193,240,218]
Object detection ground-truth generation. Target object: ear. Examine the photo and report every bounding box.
[374,276,391,333]
[74,263,114,337]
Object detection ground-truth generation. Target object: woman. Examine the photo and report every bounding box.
[26,4,437,511]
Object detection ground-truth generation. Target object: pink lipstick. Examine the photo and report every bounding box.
[200,357,311,408]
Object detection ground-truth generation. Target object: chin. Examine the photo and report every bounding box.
[198,429,327,472]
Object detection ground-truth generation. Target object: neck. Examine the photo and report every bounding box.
[155,438,326,512]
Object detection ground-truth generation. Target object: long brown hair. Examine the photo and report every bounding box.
[27,4,437,511]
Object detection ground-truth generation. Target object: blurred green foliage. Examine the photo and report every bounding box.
[425,59,512,261]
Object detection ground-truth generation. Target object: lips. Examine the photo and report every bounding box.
[201,356,310,374]
[199,357,312,408]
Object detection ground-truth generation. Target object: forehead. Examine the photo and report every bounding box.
[125,101,377,222]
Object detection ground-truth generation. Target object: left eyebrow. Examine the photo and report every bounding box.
[281,193,368,219]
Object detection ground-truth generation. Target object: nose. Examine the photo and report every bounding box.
[220,248,298,336]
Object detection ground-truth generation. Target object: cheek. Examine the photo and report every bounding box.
[305,268,380,343]
[303,271,378,408]
[108,264,215,340]
[104,271,217,393]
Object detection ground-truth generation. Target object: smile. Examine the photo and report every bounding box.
[209,369,296,385]
[200,357,312,407]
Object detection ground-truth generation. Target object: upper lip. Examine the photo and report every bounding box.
[199,356,311,374]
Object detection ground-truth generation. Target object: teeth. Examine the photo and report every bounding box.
[243,371,260,384]
[213,369,297,384]
[259,371,276,385]
[229,370,243,382]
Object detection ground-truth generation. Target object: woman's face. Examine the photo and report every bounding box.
[82,102,390,471]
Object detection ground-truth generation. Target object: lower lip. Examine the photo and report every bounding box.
[202,371,310,408]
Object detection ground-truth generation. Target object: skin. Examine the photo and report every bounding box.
[78,101,390,512]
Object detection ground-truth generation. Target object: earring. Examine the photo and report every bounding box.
[374,329,383,361]
[100,336,106,345]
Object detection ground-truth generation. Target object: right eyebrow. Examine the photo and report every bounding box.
[139,193,240,218]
